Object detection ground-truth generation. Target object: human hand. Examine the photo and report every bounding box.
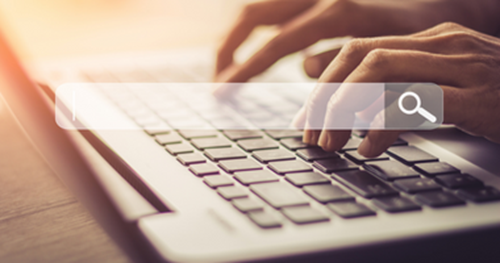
[215,0,499,83]
[294,22,500,157]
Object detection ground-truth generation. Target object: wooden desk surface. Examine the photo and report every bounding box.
[0,101,131,263]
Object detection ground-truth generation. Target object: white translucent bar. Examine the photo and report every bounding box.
[55,83,442,131]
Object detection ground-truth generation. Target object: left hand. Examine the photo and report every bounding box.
[294,22,500,157]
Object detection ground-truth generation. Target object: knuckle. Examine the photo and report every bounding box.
[361,48,392,69]
[436,22,463,31]
[339,38,370,61]
[439,31,479,51]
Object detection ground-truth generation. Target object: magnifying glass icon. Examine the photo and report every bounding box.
[398,91,437,123]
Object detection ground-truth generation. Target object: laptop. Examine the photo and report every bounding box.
[2,21,500,263]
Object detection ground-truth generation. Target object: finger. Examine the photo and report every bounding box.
[303,48,342,78]
[358,129,401,157]
[318,49,472,152]
[215,0,319,76]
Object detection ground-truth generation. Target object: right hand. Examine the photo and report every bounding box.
[214,0,500,83]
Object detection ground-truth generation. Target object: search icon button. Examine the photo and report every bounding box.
[398,91,437,123]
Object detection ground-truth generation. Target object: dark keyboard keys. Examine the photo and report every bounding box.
[166,143,194,155]
[234,170,279,185]
[178,129,218,139]
[217,186,248,200]
[268,160,313,175]
[457,187,500,203]
[332,170,399,198]
[373,196,421,213]
[435,174,483,189]
[387,146,438,165]
[250,182,309,208]
[203,175,234,188]
[238,138,279,152]
[413,162,460,177]
[281,206,330,224]
[265,130,303,139]
[176,153,206,165]
[393,178,442,194]
[313,158,358,173]
[219,159,262,173]
[303,185,355,203]
[232,198,264,213]
[280,138,314,150]
[364,160,420,181]
[189,163,219,176]
[155,133,183,145]
[415,191,465,207]
[344,150,390,164]
[285,172,330,187]
[296,148,339,162]
[205,148,247,161]
[340,137,362,152]
[223,130,263,141]
[327,202,376,218]
[252,149,295,163]
[392,138,408,146]
[191,137,232,150]
[247,211,282,228]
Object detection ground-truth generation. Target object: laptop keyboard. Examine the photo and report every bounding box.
[82,68,500,229]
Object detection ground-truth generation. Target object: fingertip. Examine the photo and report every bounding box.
[303,57,322,78]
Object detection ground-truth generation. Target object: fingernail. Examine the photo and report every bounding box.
[304,57,321,77]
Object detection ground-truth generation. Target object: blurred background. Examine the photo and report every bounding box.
[0,0,248,60]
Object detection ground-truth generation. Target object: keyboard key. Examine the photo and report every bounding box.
[268,160,313,175]
[144,128,171,136]
[285,172,330,187]
[373,196,421,213]
[435,174,483,189]
[327,202,376,218]
[176,153,206,165]
[155,133,183,145]
[313,158,358,173]
[234,170,279,185]
[238,138,279,152]
[247,211,282,228]
[203,175,234,188]
[303,185,354,203]
[178,129,218,139]
[296,148,339,162]
[252,149,295,163]
[387,146,438,165]
[265,130,303,139]
[393,178,442,194]
[219,159,262,173]
[250,182,309,208]
[457,187,500,203]
[280,138,314,150]
[281,206,330,224]
[392,138,408,146]
[364,160,420,181]
[413,162,460,177]
[415,191,465,207]
[191,137,232,150]
[166,143,194,155]
[223,130,263,141]
[340,137,362,152]
[205,148,247,161]
[189,163,219,176]
[232,198,264,213]
[217,186,248,200]
[344,150,390,164]
[332,170,399,198]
